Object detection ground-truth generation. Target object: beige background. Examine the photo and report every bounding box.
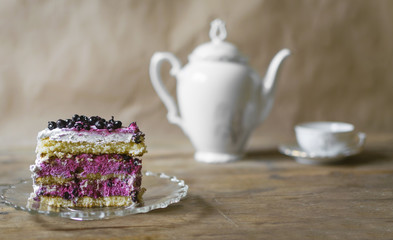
[0,0,392,149]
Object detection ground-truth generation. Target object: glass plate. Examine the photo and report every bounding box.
[0,171,188,220]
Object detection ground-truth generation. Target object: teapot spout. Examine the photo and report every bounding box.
[263,48,291,95]
[259,48,291,123]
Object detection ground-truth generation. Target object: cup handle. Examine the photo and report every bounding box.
[356,132,367,149]
[149,52,182,127]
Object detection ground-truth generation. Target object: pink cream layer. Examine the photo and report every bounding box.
[35,176,142,200]
[34,154,142,179]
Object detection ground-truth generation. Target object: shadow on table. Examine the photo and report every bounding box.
[244,148,288,162]
[337,150,392,167]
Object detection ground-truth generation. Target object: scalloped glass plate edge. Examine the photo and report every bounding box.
[0,171,188,220]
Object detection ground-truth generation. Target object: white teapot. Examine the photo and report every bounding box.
[149,19,290,163]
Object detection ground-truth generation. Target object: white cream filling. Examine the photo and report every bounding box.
[38,128,135,144]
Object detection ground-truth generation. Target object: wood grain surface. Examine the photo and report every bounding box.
[1,134,393,239]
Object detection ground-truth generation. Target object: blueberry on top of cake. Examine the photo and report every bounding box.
[30,115,147,208]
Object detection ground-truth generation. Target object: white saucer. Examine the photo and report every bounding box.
[278,144,364,165]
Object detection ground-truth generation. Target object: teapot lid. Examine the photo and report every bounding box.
[188,19,247,63]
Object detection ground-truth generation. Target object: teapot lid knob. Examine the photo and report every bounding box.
[188,19,247,63]
[209,19,227,43]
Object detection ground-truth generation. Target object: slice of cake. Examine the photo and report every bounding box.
[30,115,147,208]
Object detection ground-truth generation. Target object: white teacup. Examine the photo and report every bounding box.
[295,122,365,156]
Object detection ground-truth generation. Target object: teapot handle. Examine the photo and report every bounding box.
[149,52,182,127]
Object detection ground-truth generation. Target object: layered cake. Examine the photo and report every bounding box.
[30,115,147,207]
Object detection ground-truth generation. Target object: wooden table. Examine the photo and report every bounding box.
[1,133,393,239]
